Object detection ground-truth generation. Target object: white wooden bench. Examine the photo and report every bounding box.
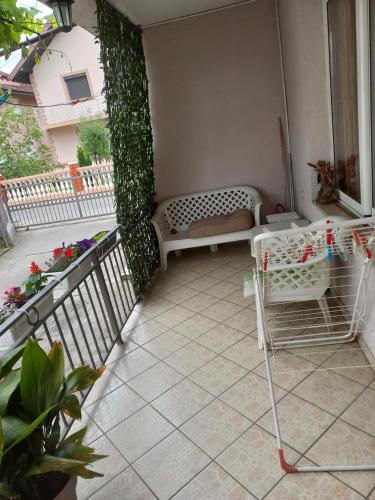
[151,185,262,270]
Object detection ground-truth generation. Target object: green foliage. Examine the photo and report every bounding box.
[78,118,111,165]
[96,0,158,296]
[77,145,92,167]
[0,339,105,498]
[0,0,44,59]
[0,107,57,179]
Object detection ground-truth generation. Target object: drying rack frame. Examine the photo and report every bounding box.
[253,216,375,473]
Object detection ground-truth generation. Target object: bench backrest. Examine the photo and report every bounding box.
[155,186,261,233]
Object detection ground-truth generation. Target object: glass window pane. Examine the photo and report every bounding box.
[64,74,91,100]
[328,0,360,203]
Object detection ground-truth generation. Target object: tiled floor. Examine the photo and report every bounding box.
[77,242,375,500]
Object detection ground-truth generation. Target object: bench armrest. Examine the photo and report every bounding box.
[254,202,262,226]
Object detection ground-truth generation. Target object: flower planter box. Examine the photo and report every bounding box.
[47,256,93,300]
[0,291,54,352]
[92,230,116,254]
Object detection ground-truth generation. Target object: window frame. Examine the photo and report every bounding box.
[61,70,93,102]
[325,0,372,216]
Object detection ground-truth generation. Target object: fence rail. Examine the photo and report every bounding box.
[0,163,115,228]
[0,226,135,408]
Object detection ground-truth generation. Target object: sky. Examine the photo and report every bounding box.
[0,0,53,74]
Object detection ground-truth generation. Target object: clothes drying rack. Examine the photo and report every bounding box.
[254,216,375,473]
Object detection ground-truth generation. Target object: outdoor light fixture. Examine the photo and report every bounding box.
[45,0,74,33]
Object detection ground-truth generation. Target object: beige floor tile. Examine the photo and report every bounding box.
[322,348,375,386]
[217,425,300,499]
[258,393,335,454]
[307,420,375,497]
[181,293,220,313]
[222,336,264,370]
[191,262,221,274]
[133,431,210,500]
[225,288,255,308]
[85,385,145,432]
[123,311,150,332]
[107,405,174,463]
[224,308,257,334]
[173,314,218,339]
[148,278,180,297]
[166,269,202,285]
[154,305,195,328]
[220,372,287,421]
[189,356,248,396]
[135,297,175,318]
[202,300,243,322]
[173,463,255,500]
[127,362,184,402]
[161,286,198,304]
[151,379,214,426]
[164,342,216,376]
[76,435,128,500]
[293,369,364,416]
[188,276,221,292]
[224,270,247,286]
[110,348,158,382]
[341,387,375,437]
[181,400,251,458]
[254,352,317,391]
[288,343,342,365]
[196,324,245,353]
[266,458,362,500]
[89,468,156,500]
[125,319,168,346]
[143,330,190,359]
[205,281,241,299]
[106,339,138,364]
[205,265,240,280]
[70,410,103,445]
[83,367,124,407]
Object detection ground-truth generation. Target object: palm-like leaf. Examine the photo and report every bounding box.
[0,370,21,417]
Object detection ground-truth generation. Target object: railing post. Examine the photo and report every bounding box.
[91,248,123,344]
[69,162,84,192]
[69,162,84,218]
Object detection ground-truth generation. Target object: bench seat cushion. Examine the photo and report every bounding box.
[186,209,254,238]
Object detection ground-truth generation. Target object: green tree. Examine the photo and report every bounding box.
[78,118,111,164]
[0,0,44,59]
[0,106,56,179]
[77,146,92,167]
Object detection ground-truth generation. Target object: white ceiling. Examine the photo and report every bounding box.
[107,0,253,27]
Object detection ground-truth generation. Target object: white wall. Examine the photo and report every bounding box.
[143,0,287,213]
[50,127,80,164]
[278,0,332,221]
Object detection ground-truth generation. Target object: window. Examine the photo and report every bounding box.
[327,0,360,204]
[63,73,92,100]
[326,0,374,215]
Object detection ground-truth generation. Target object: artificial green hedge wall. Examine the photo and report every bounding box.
[96,0,158,297]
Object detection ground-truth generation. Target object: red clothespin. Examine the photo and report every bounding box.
[300,244,314,263]
[351,226,361,247]
[263,250,269,272]
[360,235,372,259]
[70,98,80,106]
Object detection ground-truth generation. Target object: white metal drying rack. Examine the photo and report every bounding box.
[254,216,375,473]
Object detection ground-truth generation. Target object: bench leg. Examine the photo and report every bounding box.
[175,250,182,257]
[160,249,168,271]
[210,244,218,253]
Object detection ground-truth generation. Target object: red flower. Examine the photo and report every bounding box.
[53,247,63,258]
[30,261,42,274]
[64,247,75,258]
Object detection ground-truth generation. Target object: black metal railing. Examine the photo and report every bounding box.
[0,226,136,394]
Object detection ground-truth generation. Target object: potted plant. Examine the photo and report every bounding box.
[0,339,105,499]
[91,231,116,254]
[24,262,54,318]
[46,240,97,299]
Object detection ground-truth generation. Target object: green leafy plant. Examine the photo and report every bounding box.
[77,146,92,168]
[0,107,59,179]
[0,339,105,499]
[96,0,158,296]
[24,262,51,298]
[77,118,111,165]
